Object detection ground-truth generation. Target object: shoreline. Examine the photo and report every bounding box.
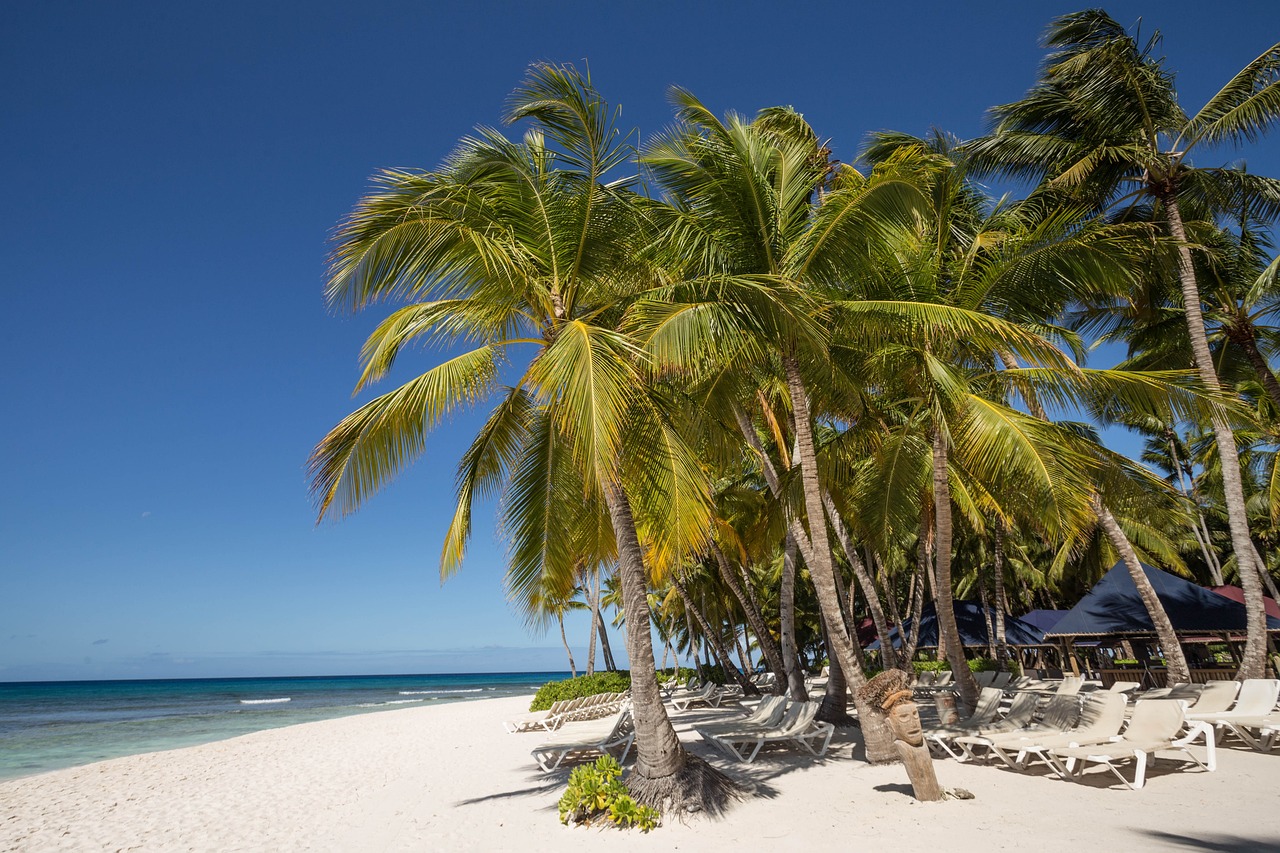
[3,693,1277,851]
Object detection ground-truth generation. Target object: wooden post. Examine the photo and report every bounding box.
[1063,638,1080,676]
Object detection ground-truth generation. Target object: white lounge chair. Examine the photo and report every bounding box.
[1051,700,1210,789]
[922,687,1004,755]
[954,693,1081,762]
[670,682,722,712]
[987,692,1128,772]
[931,691,1041,760]
[695,695,788,737]
[531,707,635,772]
[704,701,835,763]
[1186,678,1280,751]
[503,697,580,734]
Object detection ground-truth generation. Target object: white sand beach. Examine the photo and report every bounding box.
[2,694,1277,852]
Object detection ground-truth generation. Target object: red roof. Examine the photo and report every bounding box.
[1209,585,1280,620]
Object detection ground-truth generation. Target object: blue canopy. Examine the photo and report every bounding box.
[1019,609,1069,634]
[867,600,1045,649]
[1045,561,1280,637]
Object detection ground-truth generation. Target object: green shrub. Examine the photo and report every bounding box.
[530,671,631,712]
[967,658,1022,676]
[558,756,660,832]
[912,660,950,674]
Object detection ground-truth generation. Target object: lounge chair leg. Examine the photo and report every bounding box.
[1131,749,1147,790]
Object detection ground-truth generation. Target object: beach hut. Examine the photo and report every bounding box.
[1045,561,1280,685]
[866,601,1045,650]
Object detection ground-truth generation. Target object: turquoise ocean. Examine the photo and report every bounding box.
[0,671,565,781]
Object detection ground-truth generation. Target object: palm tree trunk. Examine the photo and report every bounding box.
[596,604,617,671]
[904,517,931,665]
[783,354,897,763]
[932,427,980,712]
[824,491,902,669]
[586,575,600,676]
[602,482,737,812]
[779,534,810,701]
[557,612,577,677]
[685,609,705,683]
[1162,191,1269,679]
[671,573,758,695]
[711,541,788,692]
[992,520,1010,667]
[1092,495,1192,683]
[1251,542,1280,601]
[817,615,854,724]
[734,626,752,674]
[1166,427,1224,584]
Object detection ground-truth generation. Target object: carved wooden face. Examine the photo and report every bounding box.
[889,702,924,746]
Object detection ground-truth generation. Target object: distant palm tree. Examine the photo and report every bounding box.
[968,10,1280,677]
[309,65,734,813]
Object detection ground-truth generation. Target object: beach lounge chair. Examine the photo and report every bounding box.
[695,696,788,738]
[669,682,722,712]
[531,707,635,772]
[1051,700,1209,790]
[1186,678,1280,750]
[974,671,996,688]
[922,687,1004,755]
[929,691,1041,760]
[990,672,1013,690]
[503,697,584,734]
[985,692,1128,772]
[1108,681,1141,694]
[703,702,835,763]
[954,693,1081,762]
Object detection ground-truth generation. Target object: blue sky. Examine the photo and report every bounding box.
[3,2,1277,681]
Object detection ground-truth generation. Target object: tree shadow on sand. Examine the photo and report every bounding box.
[1135,830,1280,852]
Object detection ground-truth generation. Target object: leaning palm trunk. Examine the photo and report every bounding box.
[711,542,788,692]
[904,516,931,665]
[779,535,811,701]
[818,616,854,724]
[825,492,903,669]
[1092,496,1192,683]
[558,612,577,677]
[1000,348,1194,677]
[596,604,617,671]
[671,573,758,695]
[783,354,898,763]
[1163,193,1269,679]
[586,573,600,676]
[992,520,1010,667]
[931,428,980,713]
[1166,428,1224,585]
[603,483,738,814]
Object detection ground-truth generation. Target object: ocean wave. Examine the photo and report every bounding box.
[357,699,425,707]
[239,698,291,705]
[397,688,483,695]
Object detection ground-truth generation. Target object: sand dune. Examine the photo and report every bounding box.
[2,694,1276,852]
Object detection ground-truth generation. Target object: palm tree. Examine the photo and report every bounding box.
[967,10,1280,677]
[635,94,932,760]
[309,64,735,813]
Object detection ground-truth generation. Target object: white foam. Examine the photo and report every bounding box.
[357,699,425,707]
[239,698,291,705]
[398,688,482,695]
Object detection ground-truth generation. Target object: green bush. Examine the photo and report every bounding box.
[967,658,1022,676]
[558,756,660,832]
[530,671,631,712]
